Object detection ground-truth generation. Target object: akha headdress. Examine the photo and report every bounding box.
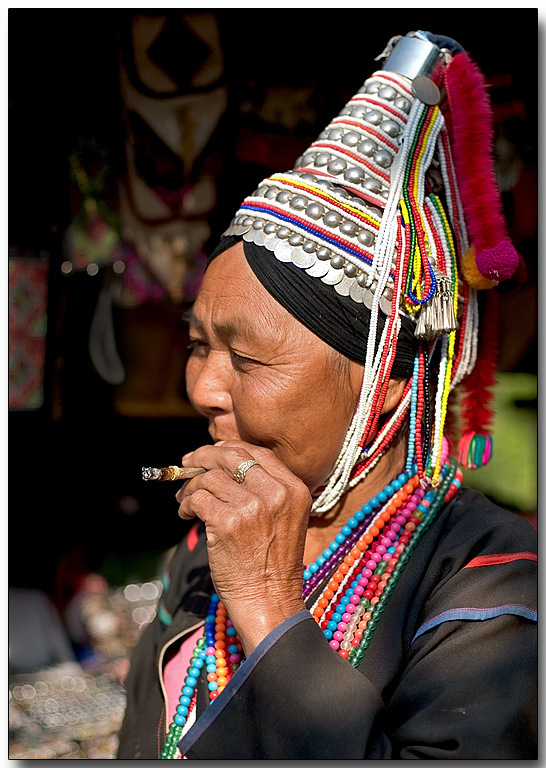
[215,30,522,514]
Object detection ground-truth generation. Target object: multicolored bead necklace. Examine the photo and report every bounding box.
[160,458,462,758]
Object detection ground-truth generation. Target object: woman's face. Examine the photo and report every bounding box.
[185,242,362,493]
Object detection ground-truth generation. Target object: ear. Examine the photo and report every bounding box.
[380,377,407,415]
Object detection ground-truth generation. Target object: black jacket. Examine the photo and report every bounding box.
[116,488,537,759]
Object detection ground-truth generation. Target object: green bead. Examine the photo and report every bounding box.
[363,628,373,640]
[196,637,206,649]
[356,647,365,658]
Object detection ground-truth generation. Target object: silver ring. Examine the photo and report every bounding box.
[232,459,261,484]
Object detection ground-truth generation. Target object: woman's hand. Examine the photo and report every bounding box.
[176,440,312,654]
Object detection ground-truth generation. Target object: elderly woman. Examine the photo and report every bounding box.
[117,30,537,759]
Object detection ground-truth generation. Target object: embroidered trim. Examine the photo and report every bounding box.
[462,552,537,569]
[411,604,537,644]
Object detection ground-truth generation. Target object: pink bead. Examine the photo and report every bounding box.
[380,537,391,547]
[341,614,351,625]
[395,515,406,525]
[382,553,391,561]
[358,578,369,589]
[366,560,377,570]
[229,653,241,664]
[391,523,401,533]
[333,630,344,641]
[401,508,412,519]
[350,594,361,604]
[370,552,381,562]
[329,639,340,650]
[345,603,355,613]
[376,545,386,555]
[386,530,397,541]
[406,502,416,512]
[353,585,365,596]
[206,647,216,656]
[362,568,373,578]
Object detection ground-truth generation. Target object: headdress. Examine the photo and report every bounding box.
[213,31,521,515]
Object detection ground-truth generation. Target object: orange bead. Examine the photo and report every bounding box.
[216,657,227,668]
[313,606,324,618]
[217,686,225,694]
[380,509,392,522]
[318,597,329,608]
[344,555,355,567]
[215,640,225,649]
[393,495,404,508]
[207,673,217,682]
[411,475,420,488]
[354,628,363,639]
[369,526,379,537]
[217,676,228,687]
[214,632,226,641]
[215,649,226,658]
[351,547,361,559]
[323,588,334,601]
[371,596,379,605]
[339,563,349,574]
[403,483,414,495]
[362,612,372,622]
[363,533,373,545]
[375,518,384,529]
[333,571,344,583]
[328,580,339,592]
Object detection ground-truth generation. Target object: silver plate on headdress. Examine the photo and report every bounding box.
[334,275,355,297]
[306,259,331,278]
[321,266,344,286]
[274,240,293,263]
[291,247,317,269]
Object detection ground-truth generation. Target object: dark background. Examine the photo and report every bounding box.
[8,9,538,596]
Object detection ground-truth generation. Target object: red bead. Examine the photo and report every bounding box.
[338,649,350,659]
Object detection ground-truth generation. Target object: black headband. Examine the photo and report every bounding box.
[208,236,417,378]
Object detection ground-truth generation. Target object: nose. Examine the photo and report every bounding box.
[186,350,232,418]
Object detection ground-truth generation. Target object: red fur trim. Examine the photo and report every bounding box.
[445,52,518,281]
[459,291,499,435]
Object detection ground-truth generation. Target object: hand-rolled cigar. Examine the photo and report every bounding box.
[142,466,206,482]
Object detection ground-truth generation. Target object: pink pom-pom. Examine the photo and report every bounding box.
[475,239,519,281]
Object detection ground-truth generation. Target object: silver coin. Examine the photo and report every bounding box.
[349,280,366,303]
[380,293,393,316]
[274,240,293,262]
[306,259,331,278]
[263,233,278,251]
[253,229,267,246]
[334,275,354,296]
[412,75,441,106]
[363,287,375,308]
[321,266,344,285]
[291,247,316,269]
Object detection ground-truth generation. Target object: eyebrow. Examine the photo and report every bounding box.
[183,308,259,343]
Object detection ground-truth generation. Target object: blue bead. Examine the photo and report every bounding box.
[185,676,197,688]
[206,663,217,674]
[323,548,333,559]
[331,541,339,551]
[335,533,345,544]
[176,705,189,717]
[193,658,204,669]
[208,681,218,691]
[341,525,352,536]
[228,644,239,653]
[210,593,220,603]
[309,562,319,574]
[317,556,326,567]
[198,650,207,659]
[303,570,311,580]
[179,695,191,707]
[346,588,354,598]
[398,472,408,484]
[326,620,338,632]
[347,518,358,529]
[355,509,365,521]
[387,546,396,554]
[384,485,393,496]
[174,714,187,726]
[332,612,342,623]
[377,491,387,502]
[340,596,350,606]
[226,627,236,636]
[182,686,194,698]
[392,479,401,490]
[417,504,426,512]
[323,629,333,640]
[205,615,215,624]
[412,463,418,474]
[187,667,200,678]
[362,504,372,515]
